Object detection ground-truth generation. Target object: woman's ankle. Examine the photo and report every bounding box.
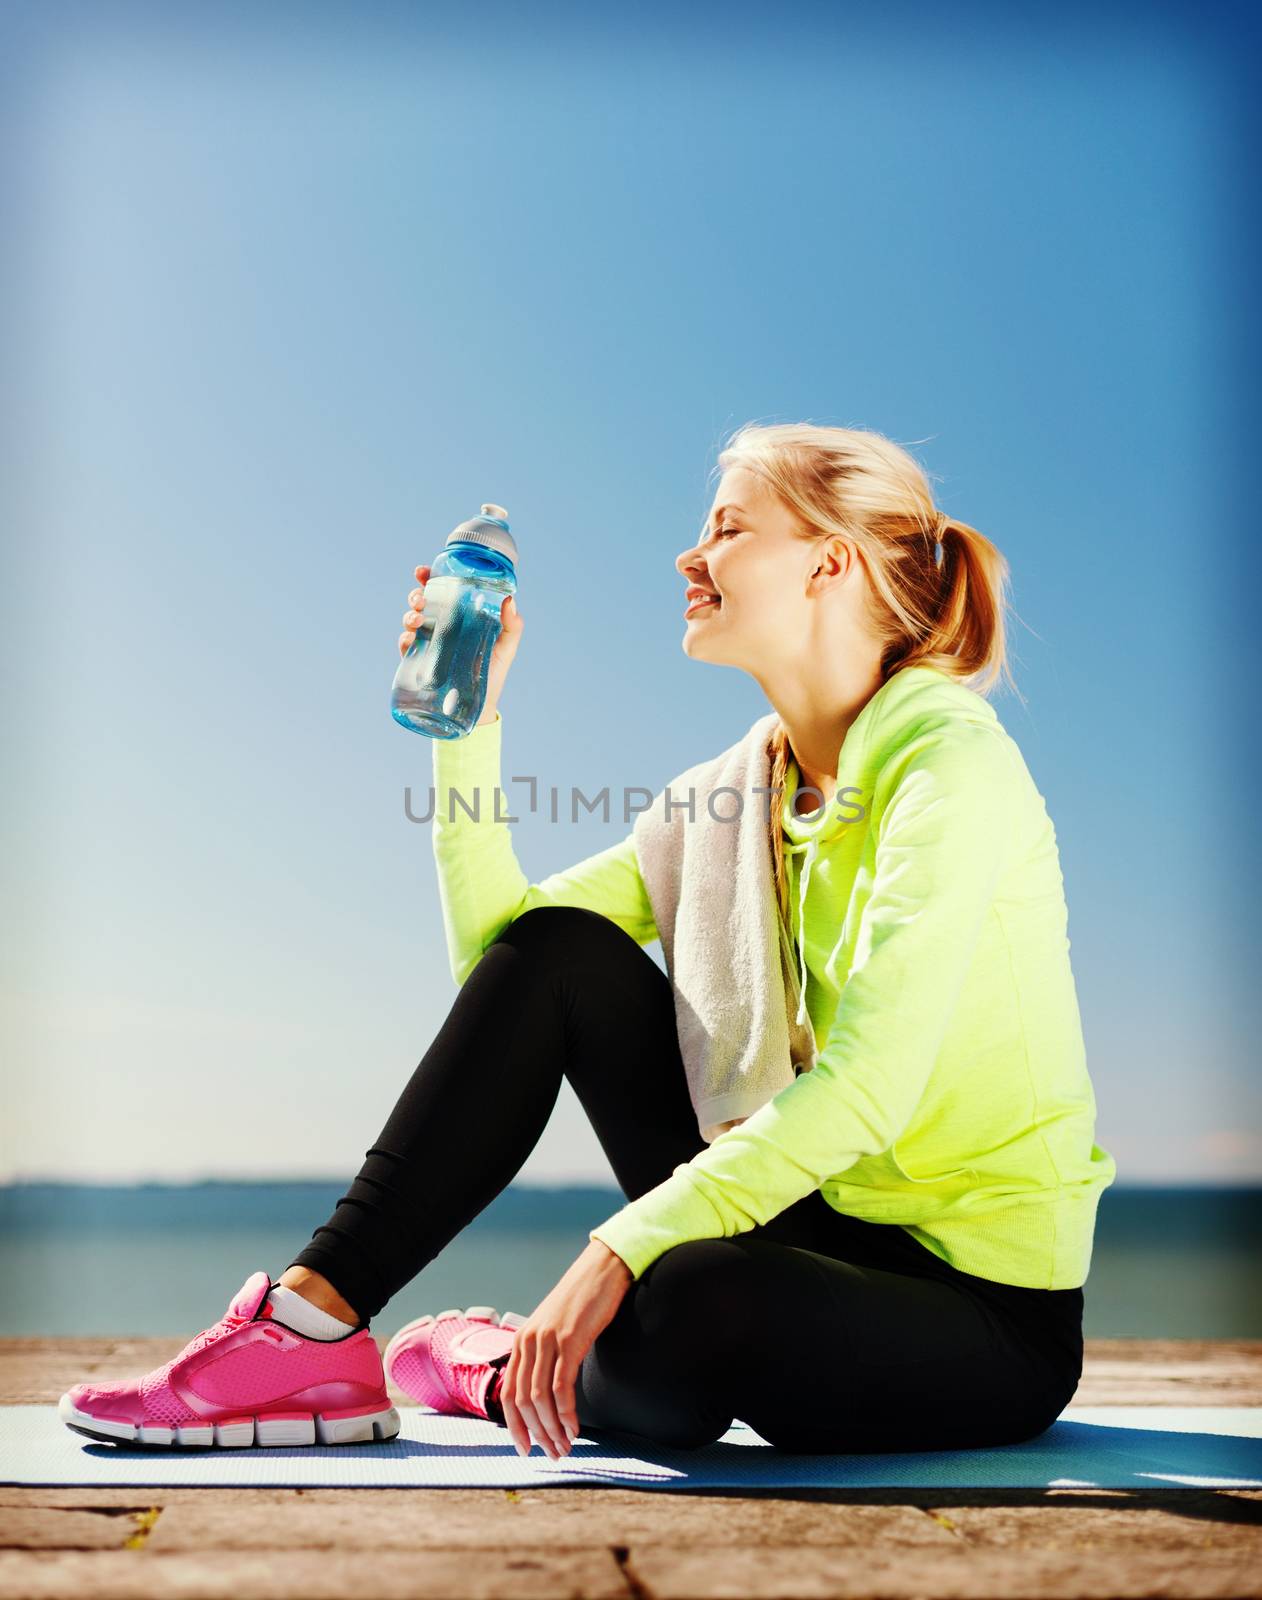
[277,1266,360,1327]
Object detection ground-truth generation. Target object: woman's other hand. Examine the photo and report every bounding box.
[399,564,524,725]
[499,1239,633,1460]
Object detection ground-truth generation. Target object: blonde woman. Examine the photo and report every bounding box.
[60,423,1115,1462]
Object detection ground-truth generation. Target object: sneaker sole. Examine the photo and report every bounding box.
[58,1394,402,1449]
[383,1305,527,1388]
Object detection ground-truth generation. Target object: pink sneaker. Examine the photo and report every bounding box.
[384,1305,527,1422]
[58,1271,401,1449]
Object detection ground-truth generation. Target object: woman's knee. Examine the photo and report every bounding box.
[493,905,645,971]
[646,1237,780,1313]
[492,907,672,1033]
[576,1368,725,1453]
[626,1239,767,1372]
[574,1245,752,1450]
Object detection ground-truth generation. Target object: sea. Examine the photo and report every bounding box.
[1,1182,1258,1339]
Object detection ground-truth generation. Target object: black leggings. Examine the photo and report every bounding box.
[289,906,1085,1454]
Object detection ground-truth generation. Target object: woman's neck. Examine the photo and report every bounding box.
[753,644,887,820]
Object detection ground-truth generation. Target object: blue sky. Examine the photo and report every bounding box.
[3,0,1258,1186]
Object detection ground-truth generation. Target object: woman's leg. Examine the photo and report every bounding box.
[286,906,707,1324]
[288,899,1075,1455]
[577,1194,1082,1453]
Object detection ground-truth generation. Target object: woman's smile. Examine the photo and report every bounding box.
[684,587,723,618]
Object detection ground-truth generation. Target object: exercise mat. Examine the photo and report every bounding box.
[3,1405,1259,1490]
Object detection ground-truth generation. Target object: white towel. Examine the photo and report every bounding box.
[632,711,820,1143]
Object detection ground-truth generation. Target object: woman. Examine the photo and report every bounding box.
[59,422,1116,1462]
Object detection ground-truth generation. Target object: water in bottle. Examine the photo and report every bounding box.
[390,503,519,739]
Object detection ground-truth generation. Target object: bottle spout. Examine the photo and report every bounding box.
[480,503,509,521]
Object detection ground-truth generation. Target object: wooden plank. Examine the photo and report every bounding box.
[0,1548,631,1599]
[3,1487,1260,1597]
[0,1507,140,1550]
[930,1495,1262,1550]
[628,1543,1262,1599]
[143,1495,942,1551]
[1072,1341,1262,1406]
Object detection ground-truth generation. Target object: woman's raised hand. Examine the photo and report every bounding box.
[399,564,525,723]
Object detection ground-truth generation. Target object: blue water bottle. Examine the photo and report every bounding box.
[390,502,519,739]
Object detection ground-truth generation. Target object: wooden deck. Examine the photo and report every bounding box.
[2,1338,1260,1598]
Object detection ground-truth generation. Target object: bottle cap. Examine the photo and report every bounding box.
[446,504,519,566]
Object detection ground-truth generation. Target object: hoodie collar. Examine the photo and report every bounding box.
[775,665,999,1026]
[781,768,831,1025]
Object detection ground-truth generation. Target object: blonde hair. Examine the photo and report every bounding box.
[701,421,1019,925]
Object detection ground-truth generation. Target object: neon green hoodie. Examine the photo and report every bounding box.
[429,666,1116,1291]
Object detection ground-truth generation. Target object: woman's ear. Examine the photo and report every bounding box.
[808,535,852,591]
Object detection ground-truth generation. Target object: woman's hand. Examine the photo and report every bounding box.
[500,1238,633,1460]
[399,564,525,724]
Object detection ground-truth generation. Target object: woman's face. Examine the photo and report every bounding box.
[675,466,821,668]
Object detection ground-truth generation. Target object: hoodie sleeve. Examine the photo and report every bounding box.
[431,710,658,986]
[588,724,1016,1280]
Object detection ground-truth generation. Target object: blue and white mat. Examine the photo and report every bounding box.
[3,1406,1260,1490]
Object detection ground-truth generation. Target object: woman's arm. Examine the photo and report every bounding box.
[588,724,1018,1279]
[431,710,658,985]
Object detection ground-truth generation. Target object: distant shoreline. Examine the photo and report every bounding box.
[3,1178,1260,1192]
[2,1180,1259,1239]
[2,1183,1258,1339]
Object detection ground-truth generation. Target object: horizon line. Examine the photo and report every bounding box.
[1,1175,1259,1192]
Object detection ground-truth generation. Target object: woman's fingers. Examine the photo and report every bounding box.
[500,1386,529,1457]
[554,1356,580,1446]
[499,1348,537,1459]
[513,1355,561,1459]
[527,1339,573,1457]
[518,1396,558,1461]
[503,1336,570,1459]
[398,566,431,657]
